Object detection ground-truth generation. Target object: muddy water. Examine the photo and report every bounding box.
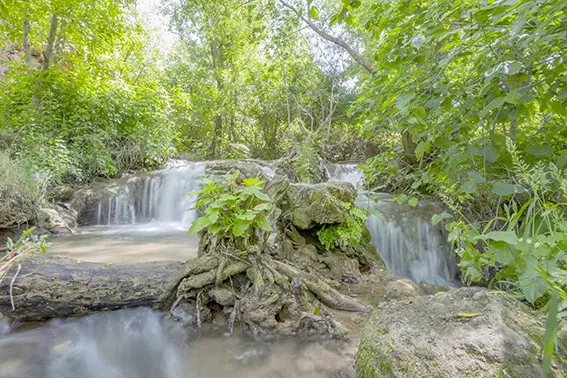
[49,223,199,263]
[0,308,356,378]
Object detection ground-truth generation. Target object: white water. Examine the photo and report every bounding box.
[0,308,355,378]
[94,162,206,227]
[326,164,457,285]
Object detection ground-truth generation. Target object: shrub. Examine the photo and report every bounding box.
[188,174,273,243]
[317,202,368,250]
[0,151,45,228]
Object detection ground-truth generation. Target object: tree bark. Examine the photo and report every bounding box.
[0,258,185,321]
[42,14,59,71]
[23,5,31,67]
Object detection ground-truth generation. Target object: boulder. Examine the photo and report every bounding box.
[37,204,78,234]
[356,287,567,377]
[282,182,356,229]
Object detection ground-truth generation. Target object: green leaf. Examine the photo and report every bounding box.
[239,186,270,201]
[188,216,210,234]
[236,210,257,221]
[415,140,430,160]
[233,218,252,236]
[257,216,272,232]
[253,203,272,211]
[519,261,550,303]
[408,197,418,207]
[431,212,452,225]
[504,90,522,105]
[506,61,522,75]
[484,230,518,245]
[467,171,485,183]
[242,177,260,186]
[525,145,554,157]
[461,180,477,194]
[550,101,567,116]
[308,6,319,19]
[481,97,505,117]
[395,92,415,111]
[491,182,527,197]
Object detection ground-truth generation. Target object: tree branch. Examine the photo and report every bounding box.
[278,0,374,74]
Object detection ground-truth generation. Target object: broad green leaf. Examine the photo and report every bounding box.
[431,212,452,225]
[242,177,260,186]
[188,216,210,234]
[239,186,271,201]
[484,230,518,245]
[481,97,505,117]
[408,197,418,207]
[415,140,430,160]
[519,261,550,303]
[491,182,527,197]
[396,92,415,111]
[253,203,272,211]
[236,210,257,221]
[233,218,252,236]
[525,145,554,157]
[467,171,485,183]
[550,101,567,116]
[504,90,522,105]
[460,180,477,194]
[257,216,272,232]
[505,61,522,75]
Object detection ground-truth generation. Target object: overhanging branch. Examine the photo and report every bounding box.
[278,0,374,74]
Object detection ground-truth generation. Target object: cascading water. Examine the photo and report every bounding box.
[326,164,458,285]
[93,162,205,227]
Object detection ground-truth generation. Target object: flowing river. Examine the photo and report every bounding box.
[0,160,458,377]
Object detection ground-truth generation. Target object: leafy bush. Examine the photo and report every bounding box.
[188,174,273,241]
[0,152,46,227]
[446,140,567,305]
[317,202,368,250]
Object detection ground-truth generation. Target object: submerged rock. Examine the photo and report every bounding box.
[356,287,566,377]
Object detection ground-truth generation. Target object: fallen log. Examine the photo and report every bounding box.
[0,257,185,321]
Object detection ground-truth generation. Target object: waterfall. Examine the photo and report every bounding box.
[93,162,205,227]
[326,164,457,285]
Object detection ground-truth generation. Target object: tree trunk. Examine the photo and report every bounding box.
[42,14,59,71]
[402,131,417,164]
[23,10,31,67]
[0,258,185,321]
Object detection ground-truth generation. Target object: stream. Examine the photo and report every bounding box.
[0,160,457,377]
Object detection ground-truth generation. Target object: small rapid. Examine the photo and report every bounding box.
[325,163,458,285]
[0,308,355,378]
[93,161,206,227]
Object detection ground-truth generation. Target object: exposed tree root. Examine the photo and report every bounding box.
[173,233,369,336]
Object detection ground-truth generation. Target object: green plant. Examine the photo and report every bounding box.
[448,140,567,305]
[0,151,46,227]
[317,202,368,250]
[295,135,320,183]
[188,174,273,241]
[1,227,49,314]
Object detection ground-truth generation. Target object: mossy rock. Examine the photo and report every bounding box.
[283,182,356,229]
[356,287,567,377]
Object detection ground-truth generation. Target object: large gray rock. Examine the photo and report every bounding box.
[356,287,567,377]
[37,204,78,234]
[281,182,356,229]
